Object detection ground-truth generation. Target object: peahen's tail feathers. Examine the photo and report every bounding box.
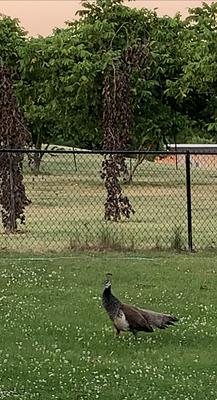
[137,308,178,330]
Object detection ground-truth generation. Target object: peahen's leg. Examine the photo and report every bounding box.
[114,327,121,338]
[132,330,138,339]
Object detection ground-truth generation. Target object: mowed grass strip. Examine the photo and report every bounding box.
[0,251,216,399]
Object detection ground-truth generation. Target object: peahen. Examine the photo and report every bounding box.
[102,274,178,337]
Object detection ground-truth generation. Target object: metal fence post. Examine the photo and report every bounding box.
[185,151,193,251]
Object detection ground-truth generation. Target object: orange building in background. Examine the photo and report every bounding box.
[156,145,217,168]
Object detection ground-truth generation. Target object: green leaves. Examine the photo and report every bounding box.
[0,14,26,72]
[1,0,217,151]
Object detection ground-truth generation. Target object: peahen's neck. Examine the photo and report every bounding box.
[102,286,121,316]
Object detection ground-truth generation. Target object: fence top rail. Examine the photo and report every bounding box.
[1,148,217,155]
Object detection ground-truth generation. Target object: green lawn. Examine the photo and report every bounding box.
[1,152,217,252]
[0,251,217,399]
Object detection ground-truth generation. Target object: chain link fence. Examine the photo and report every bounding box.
[0,149,217,253]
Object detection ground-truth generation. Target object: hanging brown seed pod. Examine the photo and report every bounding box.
[101,42,149,221]
[0,62,31,232]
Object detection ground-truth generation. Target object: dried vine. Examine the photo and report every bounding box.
[0,63,31,232]
[101,42,149,221]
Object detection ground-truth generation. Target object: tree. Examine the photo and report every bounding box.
[74,0,152,218]
[165,2,217,141]
[16,1,157,150]
[17,36,63,173]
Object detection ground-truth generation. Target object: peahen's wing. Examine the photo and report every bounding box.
[121,304,153,332]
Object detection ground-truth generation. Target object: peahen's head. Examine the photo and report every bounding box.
[104,273,112,290]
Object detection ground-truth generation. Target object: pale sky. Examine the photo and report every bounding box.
[0,1,213,36]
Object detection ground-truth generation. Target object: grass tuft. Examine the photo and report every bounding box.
[170,226,185,251]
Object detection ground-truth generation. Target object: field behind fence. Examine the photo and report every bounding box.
[0,150,217,252]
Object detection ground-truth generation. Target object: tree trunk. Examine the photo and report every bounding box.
[32,151,41,175]
[28,140,49,175]
[125,154,146,184]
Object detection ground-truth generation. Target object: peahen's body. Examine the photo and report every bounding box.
[102,276,178,336]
